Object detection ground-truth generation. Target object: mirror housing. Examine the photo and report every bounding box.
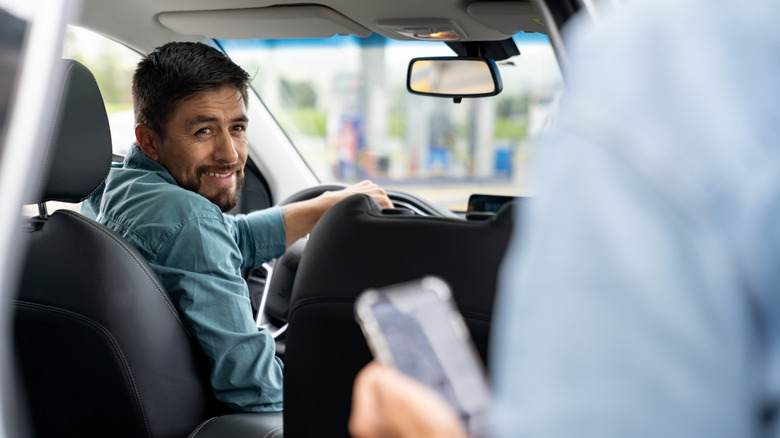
[407,57,503,102]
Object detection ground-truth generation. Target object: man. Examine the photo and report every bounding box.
[350,0,780,436]
[84,41,392,412]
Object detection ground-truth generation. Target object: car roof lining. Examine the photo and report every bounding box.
[76,0,550,53]
[158,5,372,40]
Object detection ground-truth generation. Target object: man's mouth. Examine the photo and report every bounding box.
[200,167,240,187]
[205,171,232,179]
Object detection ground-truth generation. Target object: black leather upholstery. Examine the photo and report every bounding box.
[188,413,283,438]
[13,59,282,437]
[31,61,112,204]
[15,210,223,437]
[283,194,514,438]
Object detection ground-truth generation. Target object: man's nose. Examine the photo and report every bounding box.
[213,129,239,163]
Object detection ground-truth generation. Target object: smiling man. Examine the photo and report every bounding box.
[84,42,391,412]
[136,85,248,211]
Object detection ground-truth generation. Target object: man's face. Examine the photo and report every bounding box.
[151,85,248,212]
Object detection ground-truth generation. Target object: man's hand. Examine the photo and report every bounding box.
[281,180,392,247]
[349,361,468,438]
[323,180,393,210]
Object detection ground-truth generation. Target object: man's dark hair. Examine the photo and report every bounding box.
[132,42,250,137]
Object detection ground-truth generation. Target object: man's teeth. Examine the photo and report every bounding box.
[206,172,231,178]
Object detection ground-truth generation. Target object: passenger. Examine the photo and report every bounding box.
[83,41,392,412]
[349,0,780,436]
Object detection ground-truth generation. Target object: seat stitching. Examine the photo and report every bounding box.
[59,210,195,339]
[264,426,284,438]
[13,300,153,437]
[186,416,217,438]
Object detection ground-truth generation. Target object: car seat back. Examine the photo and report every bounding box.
[283,194,515,438]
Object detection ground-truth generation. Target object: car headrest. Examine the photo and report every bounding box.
[29,59,112,204]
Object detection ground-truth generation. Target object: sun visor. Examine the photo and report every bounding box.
[466,2,548,35]
[158,5,371,40]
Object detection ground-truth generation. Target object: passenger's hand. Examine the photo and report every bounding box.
[349,361,468,438]
[326,180,393,209]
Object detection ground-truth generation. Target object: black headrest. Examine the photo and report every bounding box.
[30,59,112,204]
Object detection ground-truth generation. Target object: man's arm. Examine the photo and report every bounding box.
[280,180,392,247]
[228,207,287,270]
[153,216,284,412]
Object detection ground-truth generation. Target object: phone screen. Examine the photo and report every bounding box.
[356,278,490,436]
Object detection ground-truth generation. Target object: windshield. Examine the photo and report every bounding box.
[221,33,562,211]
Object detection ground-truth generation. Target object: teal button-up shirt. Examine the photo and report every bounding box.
[83,145,286,412]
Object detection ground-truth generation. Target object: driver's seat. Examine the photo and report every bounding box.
[12,60,282,438]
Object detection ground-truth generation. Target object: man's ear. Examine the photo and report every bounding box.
[135,124,161,161]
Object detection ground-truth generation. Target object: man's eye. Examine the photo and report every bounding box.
[196,127,211,135]
[233,125,246,132]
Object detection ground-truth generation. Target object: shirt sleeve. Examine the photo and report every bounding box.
[225,206,287,270]
[151,215,284,412]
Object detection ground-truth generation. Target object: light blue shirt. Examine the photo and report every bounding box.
[491,0,780,436]
[84,145,286,412]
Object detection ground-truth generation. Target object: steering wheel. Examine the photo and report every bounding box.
[255,183,450,347]
[277,183,349,206]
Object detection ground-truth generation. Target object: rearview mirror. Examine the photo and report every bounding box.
[407,57,502,101]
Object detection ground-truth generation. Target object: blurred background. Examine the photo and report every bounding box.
[65,27,563,211]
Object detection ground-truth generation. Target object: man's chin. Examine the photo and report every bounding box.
[201,183,243,212]
[187,174,244,212]
[206,191,239,212]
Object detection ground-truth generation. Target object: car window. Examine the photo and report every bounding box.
[63,25,140,155]
[221,33,562,211]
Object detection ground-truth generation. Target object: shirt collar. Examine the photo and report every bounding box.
[123,144,177,185]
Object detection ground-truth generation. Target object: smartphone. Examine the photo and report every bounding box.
[355,276,491,437]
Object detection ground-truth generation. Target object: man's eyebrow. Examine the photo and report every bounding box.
[186,114,248,129]
[187,115,218,129]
